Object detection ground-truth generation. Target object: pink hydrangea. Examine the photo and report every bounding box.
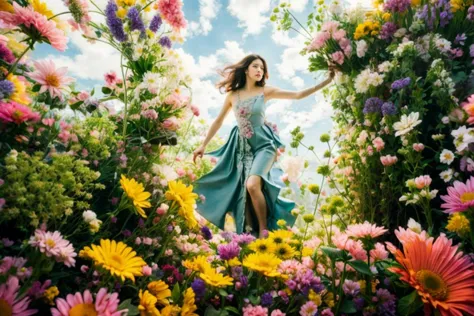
[242,305,268,316]
[157,0,187,31]
[331,51,345,65]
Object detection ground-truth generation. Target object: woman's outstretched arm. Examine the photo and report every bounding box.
[193,92,233,162]
[265,70,335,101]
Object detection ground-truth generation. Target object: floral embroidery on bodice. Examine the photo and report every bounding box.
[233,92,264,139]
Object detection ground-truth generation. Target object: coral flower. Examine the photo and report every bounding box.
[440,176,474,214]
[462,94,474,125]
[388,234,474,316]
[28,60,74,101]
[0,101,40,125]
[80,239,146,282]
[0,2,67,51]
[120,174,151,218]
[0,277,36,316]
[51,288,127,316]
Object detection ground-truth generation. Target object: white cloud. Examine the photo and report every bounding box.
[186,0,221,37]
[227,0,272,36]
[284,0,309,12]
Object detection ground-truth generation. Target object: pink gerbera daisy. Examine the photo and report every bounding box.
[440,176,474,214]
[28,229,77,267]
[28,59,75,101]
[0,276,37,316]
[299,301,318,316]
[51,288,127,316]
[346,221,388,239]
[0,101,40,124]
[0,2,67,51]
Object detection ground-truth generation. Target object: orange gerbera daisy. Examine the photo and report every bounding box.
[387,234,474,316]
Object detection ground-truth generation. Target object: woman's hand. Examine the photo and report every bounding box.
[328,65,336,80]
[193,145,206,163]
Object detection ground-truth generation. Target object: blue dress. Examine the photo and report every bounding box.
[194,91,296,234]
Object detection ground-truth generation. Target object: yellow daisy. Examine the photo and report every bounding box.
[268,229,293,244]
[200,268,233,288]
[7,74,30,105]
[138,290,160,316]
[274,244,297,260]
[120,174,151,218]
[182,255,212,273]
[243,253,281,277]
[30,0,54,18]
[148,281,171,306]
[248,239,276,253]
[161,305,181,316]
[80,239,146,282]
[181,288,198,316]
[165,181,198,228]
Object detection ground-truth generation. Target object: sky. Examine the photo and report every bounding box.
[37,0,371,178]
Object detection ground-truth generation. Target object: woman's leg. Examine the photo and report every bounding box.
[246,175,267,237]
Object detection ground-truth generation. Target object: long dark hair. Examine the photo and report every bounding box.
[216,54,269,93]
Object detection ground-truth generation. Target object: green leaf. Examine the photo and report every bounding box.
[204,305,229,316]
[224,306,240,315]
[348,260,372,275]
[321,246,344,262]
[218,289,228,297]
[32,84,41,92]
[90,88,95,96]
[117,299,139,315]
[398,290,424,315]
[248,294,260,305]
[102,86,112,94]
[339,299,357,313]
[70,101,83,111]
[171,282,181,302]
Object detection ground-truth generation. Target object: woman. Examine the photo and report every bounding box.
[193,54,334,237]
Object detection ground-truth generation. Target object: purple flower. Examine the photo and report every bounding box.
[231,266,243,279]
[220,231,234,241]
[122,229,132,237]
[354,297,365,311]
[455,33,467,46]
[201,226,212,240]
[342,279,360,296]
[384,0,410,12]
[381,102,397,116]
[380,22,397,41]
[261,292,273,306]
[363,97,383,114]
[416,5,436,30]
[218,241,241,260]
[191,278,206,299]
[468,5,474,20]
[159,36,172,49]
[375,288,397,316]
[240,275,248,288]
[138,218,145,228]
[105,1,127,42]
[391,77,411,90]
[0,80,14,99]
[233,233,256,245]
[149,15,162,32]
[0,43,15,64]
[470,44,474,57]
[127,7,146,35]
[436,0,453,27]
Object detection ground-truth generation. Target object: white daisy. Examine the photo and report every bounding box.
[439,149,455,164]
[393,112,422,137]
[439,169,453,182]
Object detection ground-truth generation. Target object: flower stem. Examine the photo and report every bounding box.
[120,54,129,144]
[5,45,31,78]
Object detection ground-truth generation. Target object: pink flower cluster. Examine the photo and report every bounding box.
[0,256,32,280]
[0,101,40,125]
[242,305,268,316]
[28,229,77,267]
[307,21,352,65]
[346,221,388,239]
[414,175,432,189]
[380,154,398,166]
[157,0,187,31]
[0,2,67,51]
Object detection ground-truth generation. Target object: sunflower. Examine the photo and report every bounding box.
[138,290,160,316]
[182,255,211,273]
[181,288,198,316]
[161,304,181,316]
[120,174,151,218]
[165,181,198,228]
[268,229,293,244]
[388,234,474,315]
[200,268,233,288]
[274,244,297,259]
[80,239,146,282]
[243,253,281,277]
[148,281,171,306]
[248,239,276,253]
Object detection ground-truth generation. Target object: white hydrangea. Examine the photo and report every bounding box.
[354,68,385,94]
[393,40,415,57]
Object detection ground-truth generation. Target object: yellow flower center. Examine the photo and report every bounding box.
[45,74,60,87]
[69,303,97,316]
[110,253,124,270]
[416,270,448,300]
[460,192,474,203]
[0,299,12,316]
[46,238,56,248]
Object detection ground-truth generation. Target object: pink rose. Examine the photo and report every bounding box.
[414,175,432,189]
[331,51,345,65]
[191,105,200,116]
[142,265,152,276]
[372,137,385,152]
[413,143,425,152]
[380,155,398,166]
[162,117,179,131]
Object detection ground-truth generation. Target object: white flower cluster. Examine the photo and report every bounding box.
[451,126,474,153]
[82,210,102,234]
[392,40,416,57]
[354,68,385,94]
[428,59,455,95]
